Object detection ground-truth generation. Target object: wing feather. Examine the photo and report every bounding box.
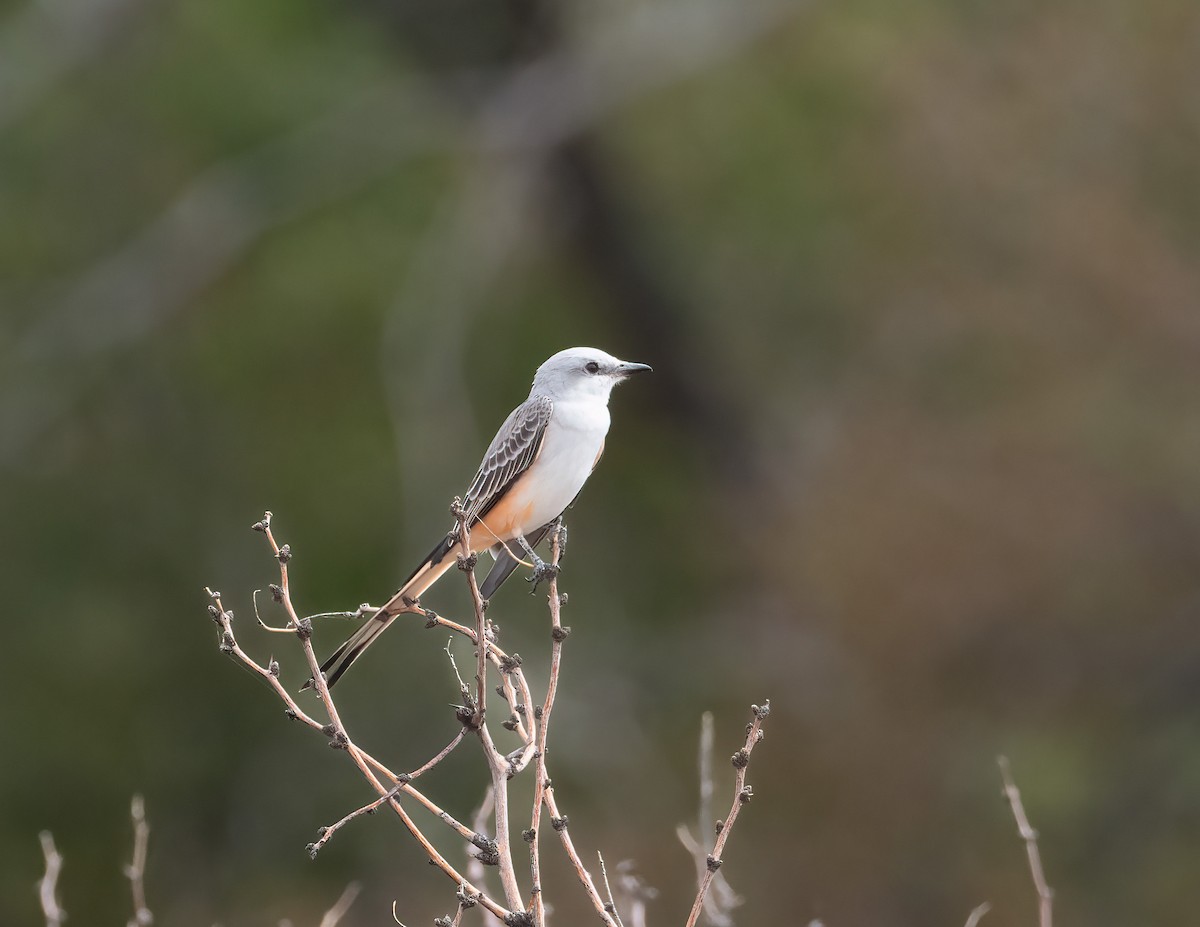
[463,395,553,525]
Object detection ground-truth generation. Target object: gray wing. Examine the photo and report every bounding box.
[463,395,553,525]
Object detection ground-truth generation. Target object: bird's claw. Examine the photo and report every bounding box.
[526,555,559,594]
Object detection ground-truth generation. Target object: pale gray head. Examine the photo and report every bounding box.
[529,347,652,402]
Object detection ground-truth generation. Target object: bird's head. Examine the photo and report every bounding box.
[530,347,652,402]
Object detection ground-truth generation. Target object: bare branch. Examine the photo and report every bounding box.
[597,852,626,927]
[209,509,769,926]
[125,795,152,927]
[455,504,526,916]
[533,523,619,927]
[206,514,514,923]
[684,702,771,927]
[37,831,65,927]
[998,756,1054,927]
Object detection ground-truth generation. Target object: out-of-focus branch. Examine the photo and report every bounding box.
[20,81,450,363]
[318,882,362,927]
[964,901,991,927]
[467,789,504,927]
[4,0,798,477]
[677,713,742,926]
[473,0,794,156]
[38,801,359,925]
[0,0,153,133]
[0,82,452,468]
[37,831,65,927]
[998,756,1053,927]
[125,794,152,927]
[684,702,771,927]
[611,860,657,927]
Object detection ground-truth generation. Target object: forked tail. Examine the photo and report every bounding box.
[304,534,459,691]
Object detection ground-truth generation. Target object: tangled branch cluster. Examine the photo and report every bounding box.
[204,511,771,925]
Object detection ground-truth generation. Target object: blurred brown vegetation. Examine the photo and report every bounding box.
[3,0,1199,924]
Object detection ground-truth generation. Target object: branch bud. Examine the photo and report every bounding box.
[473,845,500,867]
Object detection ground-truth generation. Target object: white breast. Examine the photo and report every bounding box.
[516,398,610,533]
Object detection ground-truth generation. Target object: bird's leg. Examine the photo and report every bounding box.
[552,516,568,561]
[517,533,558,593]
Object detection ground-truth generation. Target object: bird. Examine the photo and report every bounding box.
[309,347,651,690]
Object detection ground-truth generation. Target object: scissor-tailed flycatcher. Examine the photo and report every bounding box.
[311,347,651,690]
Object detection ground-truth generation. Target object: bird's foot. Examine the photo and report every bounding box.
[526,554,560,594]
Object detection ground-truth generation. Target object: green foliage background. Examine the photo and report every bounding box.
[3,0,1200,924]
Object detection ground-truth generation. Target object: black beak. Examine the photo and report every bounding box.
[615,361,653,378]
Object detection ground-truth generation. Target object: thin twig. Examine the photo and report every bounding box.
[455,505,526,916]
[678,713,741,925]
[206,513,513,923]
[125,795,152,927]
[998,756,1053,927]
[37,831,65,927]
[407,729,468,781]
[964,901,991,927]
[308,788,404,858]
[684,701,771,927]
[597,852,626,927]
[318,882,361,927]
[534,524,619,927]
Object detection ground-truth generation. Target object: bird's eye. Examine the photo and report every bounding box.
[584,361,600,374]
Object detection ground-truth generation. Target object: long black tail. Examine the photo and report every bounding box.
[305,534,458,691]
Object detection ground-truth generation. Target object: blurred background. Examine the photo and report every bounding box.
[3,0,1200,923]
